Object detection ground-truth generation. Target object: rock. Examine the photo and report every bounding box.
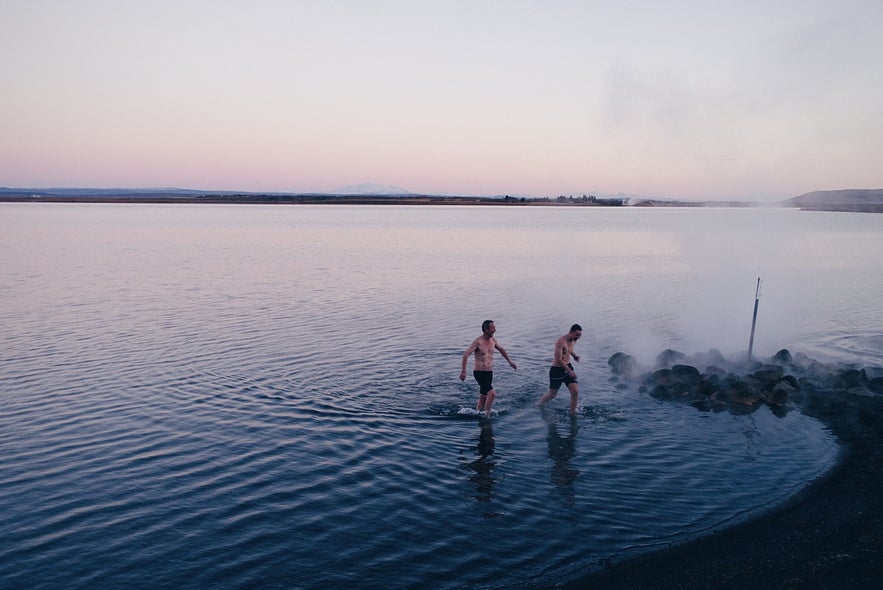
[792,352,814,370]
[780,375,803,402]
[781,374,800,389]
[772,349,793,364]
[608,352,637,379]
[672,364,701,379]
[807,361,840,387]
[688,349,725,369]
[655,349,686,369]
[766,380,796,406]
[671,364,702,394]
[649,384,672,399]
[716,377,762,405]
[769,404,792,418]
[619,347,878,413]
[650,368,673,388]
[705,348,726,367]
[864,367,883,380]
[694,375,719,397]
[753,365,785,390]
[835,369,868,390]
[704,365,728,378]
[745,358,764,372]
[798,376,823,394]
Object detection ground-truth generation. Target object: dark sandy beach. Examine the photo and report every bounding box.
[556,390,883,589]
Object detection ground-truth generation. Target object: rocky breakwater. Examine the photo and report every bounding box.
[608,348,883,415]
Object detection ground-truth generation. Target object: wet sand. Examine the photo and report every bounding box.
[556,391,883,589]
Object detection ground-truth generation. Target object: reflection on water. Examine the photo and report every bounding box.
[543,407,581,506]
[740,414,761,462]
[462,420,499,513]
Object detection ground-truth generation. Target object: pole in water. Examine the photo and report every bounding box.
[748,277,762,360]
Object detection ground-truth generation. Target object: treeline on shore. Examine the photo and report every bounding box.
[3,187,882,211]
[0,192,629,206]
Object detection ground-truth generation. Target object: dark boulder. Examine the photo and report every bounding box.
[649,384,673,400]
[655,349,686,369]
[715,377,762,405]
[671,364,701,379]
[752,365,785,390]
[772,349,793,365]
[608,352,637,379]
[837,369,868,390]
[781,374,800,389]
[863,367,883,381]
[704,348,726,367]
[688,349,725,369]
[694,375,720,397]
[670,364,702,394]
[792,352,814,370]
[649,368,673,388]
[766,380,796,406]
[704,365,728,378]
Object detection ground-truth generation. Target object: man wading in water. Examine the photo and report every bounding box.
[539,324,582,414]
[460,320,517,416]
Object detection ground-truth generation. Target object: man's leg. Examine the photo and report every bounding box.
[566,382,579,414]
[539,388,557,405]
[484,389,496,415]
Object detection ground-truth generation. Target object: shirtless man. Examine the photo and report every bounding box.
[538,324,582,414]
[460,320,517,416]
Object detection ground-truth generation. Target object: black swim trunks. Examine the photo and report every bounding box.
[473,370,494,395]
[548,363,577,390]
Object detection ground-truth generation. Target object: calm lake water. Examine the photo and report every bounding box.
[2,203,881,589]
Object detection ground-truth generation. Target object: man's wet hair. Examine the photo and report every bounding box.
[482,320,494,332]
[570,324,583,332]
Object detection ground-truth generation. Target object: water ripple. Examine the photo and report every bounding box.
[3,204,867,589]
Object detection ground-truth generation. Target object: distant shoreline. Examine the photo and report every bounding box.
[794,204,883,213]
[1,193,630,206]
[2,194,881,212]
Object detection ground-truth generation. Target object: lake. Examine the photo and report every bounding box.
[1,203,881,589]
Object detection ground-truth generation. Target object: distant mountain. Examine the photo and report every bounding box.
[785,189,883,207]
[329,183,412,195]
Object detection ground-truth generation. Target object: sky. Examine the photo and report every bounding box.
[2,0,882,200]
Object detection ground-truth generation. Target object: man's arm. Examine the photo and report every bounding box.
[495,342,517,370]
[460,339,478,380]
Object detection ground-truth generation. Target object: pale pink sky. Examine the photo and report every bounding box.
[2,0,882,200]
